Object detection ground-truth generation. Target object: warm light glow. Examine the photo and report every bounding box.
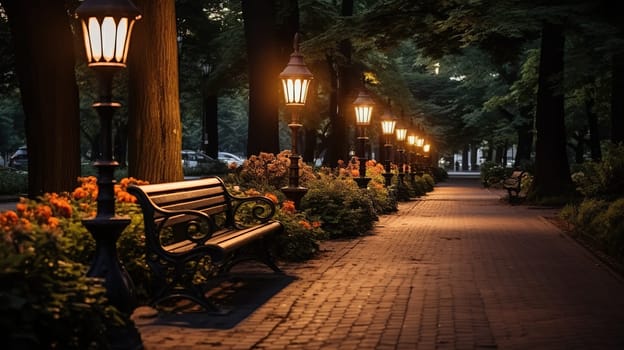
[115,18,129,61]
[407,135,417,146]
[282,78,311,105]
[416,138,425,147]
[396,127,408,142]
[355,105,373,125]
[381,119,396,135]
[81,16,139,67]
[101,17,116,61]
[353,90,374,126]
[87,17,103,61]
[424,144,431,153]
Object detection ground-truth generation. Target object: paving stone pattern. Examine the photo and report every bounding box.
[134,177,624,349]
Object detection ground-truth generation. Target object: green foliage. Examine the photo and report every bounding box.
[570,143,624,200]
[480,161,506,187]
[0,205,122,349]
[0,167,27,194]
[301,174,378,238]
[273,207,327,262]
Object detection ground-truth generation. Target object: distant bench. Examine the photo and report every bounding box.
[502,170,526,203]
[128,177,283,311]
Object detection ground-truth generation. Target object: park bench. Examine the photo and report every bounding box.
[127,176,283,312]
[502,170,526,203]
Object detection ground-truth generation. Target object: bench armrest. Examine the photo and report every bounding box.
[229,195,277,229]
[152,207,217,245]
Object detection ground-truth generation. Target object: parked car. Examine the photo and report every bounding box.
[8,146,28,170]
[218,151,245,167]
[181,150,223,168]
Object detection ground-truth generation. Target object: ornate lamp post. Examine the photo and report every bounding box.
[423,143,432,169]
[353,87,374,189]
[407,133,417,181]
[200,62,212,155]
[279,33,313,207]
[76,0,142,347]
[415,136,425,176]
[380,108,396,187]
[395,124,408,187]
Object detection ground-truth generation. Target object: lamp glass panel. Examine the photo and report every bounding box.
[88,17,102,61]
[396,128,408,142]
[101,17,116,62]
[424,144,431,152]
[81,20,93,62]
[381,120,396,135]
[355,105,372,125]
[282,78,310,105]
[416,138,425,147]
[115,18,129,62]
[407,135,416,145]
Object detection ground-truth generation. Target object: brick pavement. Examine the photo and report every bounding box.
[133,177,624,349]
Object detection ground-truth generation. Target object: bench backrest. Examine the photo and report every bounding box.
[128,177,234,249]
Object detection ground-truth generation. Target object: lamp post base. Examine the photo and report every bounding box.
[83,216,143,349]
[354,177,371,189]
[281,186,308,209]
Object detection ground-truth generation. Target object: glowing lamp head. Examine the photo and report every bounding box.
[416,137,425,147]
[280,33,313,106]
[395,127,408,142]
[424,144,431,153]
[353,90,374,126]
[76,0,142,68]
[380,110,396,136]
[407,134,417,146]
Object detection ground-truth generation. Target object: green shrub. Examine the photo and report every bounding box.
[0,201,122,349]
[480,161,505,187]
[603,198,624,258]
[0,168,28,195]
[571,143,624,200]
[273,204,327,261]
[301,174,377,238]
[575,198,609,233]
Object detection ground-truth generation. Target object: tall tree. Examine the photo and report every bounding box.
[241,0,280,156]
[128,0,183,183]
[531,22,572,198]
[1,0,80,197]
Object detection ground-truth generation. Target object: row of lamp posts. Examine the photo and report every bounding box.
[278,33,432,195]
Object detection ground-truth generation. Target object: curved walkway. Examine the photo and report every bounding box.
[134,176,624,349]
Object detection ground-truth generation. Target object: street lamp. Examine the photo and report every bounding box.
[353,87,374,189]
[279,33,313,207]
[395,123,408,187]
[380,108,396,187]
[76,0,142,346]
[407,132,417,181]
[200,62,212,155]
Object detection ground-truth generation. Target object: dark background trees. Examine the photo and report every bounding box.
[1,0,623,201]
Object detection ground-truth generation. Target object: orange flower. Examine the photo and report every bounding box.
[312,221,321,228]
[264,193,279,204]
[299,220,312,230]
[35,205,53,223]
[16,202,27,213]
[47,217,60,229]
[281,200,296,214]
[1,210,19,226]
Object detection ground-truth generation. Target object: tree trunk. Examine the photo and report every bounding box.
[611,52,624,144]
[586,97,601,161]
[242,0,280,157]
[128,0,183,183]
[2,0,80,197]
[325,53,338,166]
[461,145,469,171]
[531,22,572,199]
[515,110,533,167]
[325,0,354,167]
